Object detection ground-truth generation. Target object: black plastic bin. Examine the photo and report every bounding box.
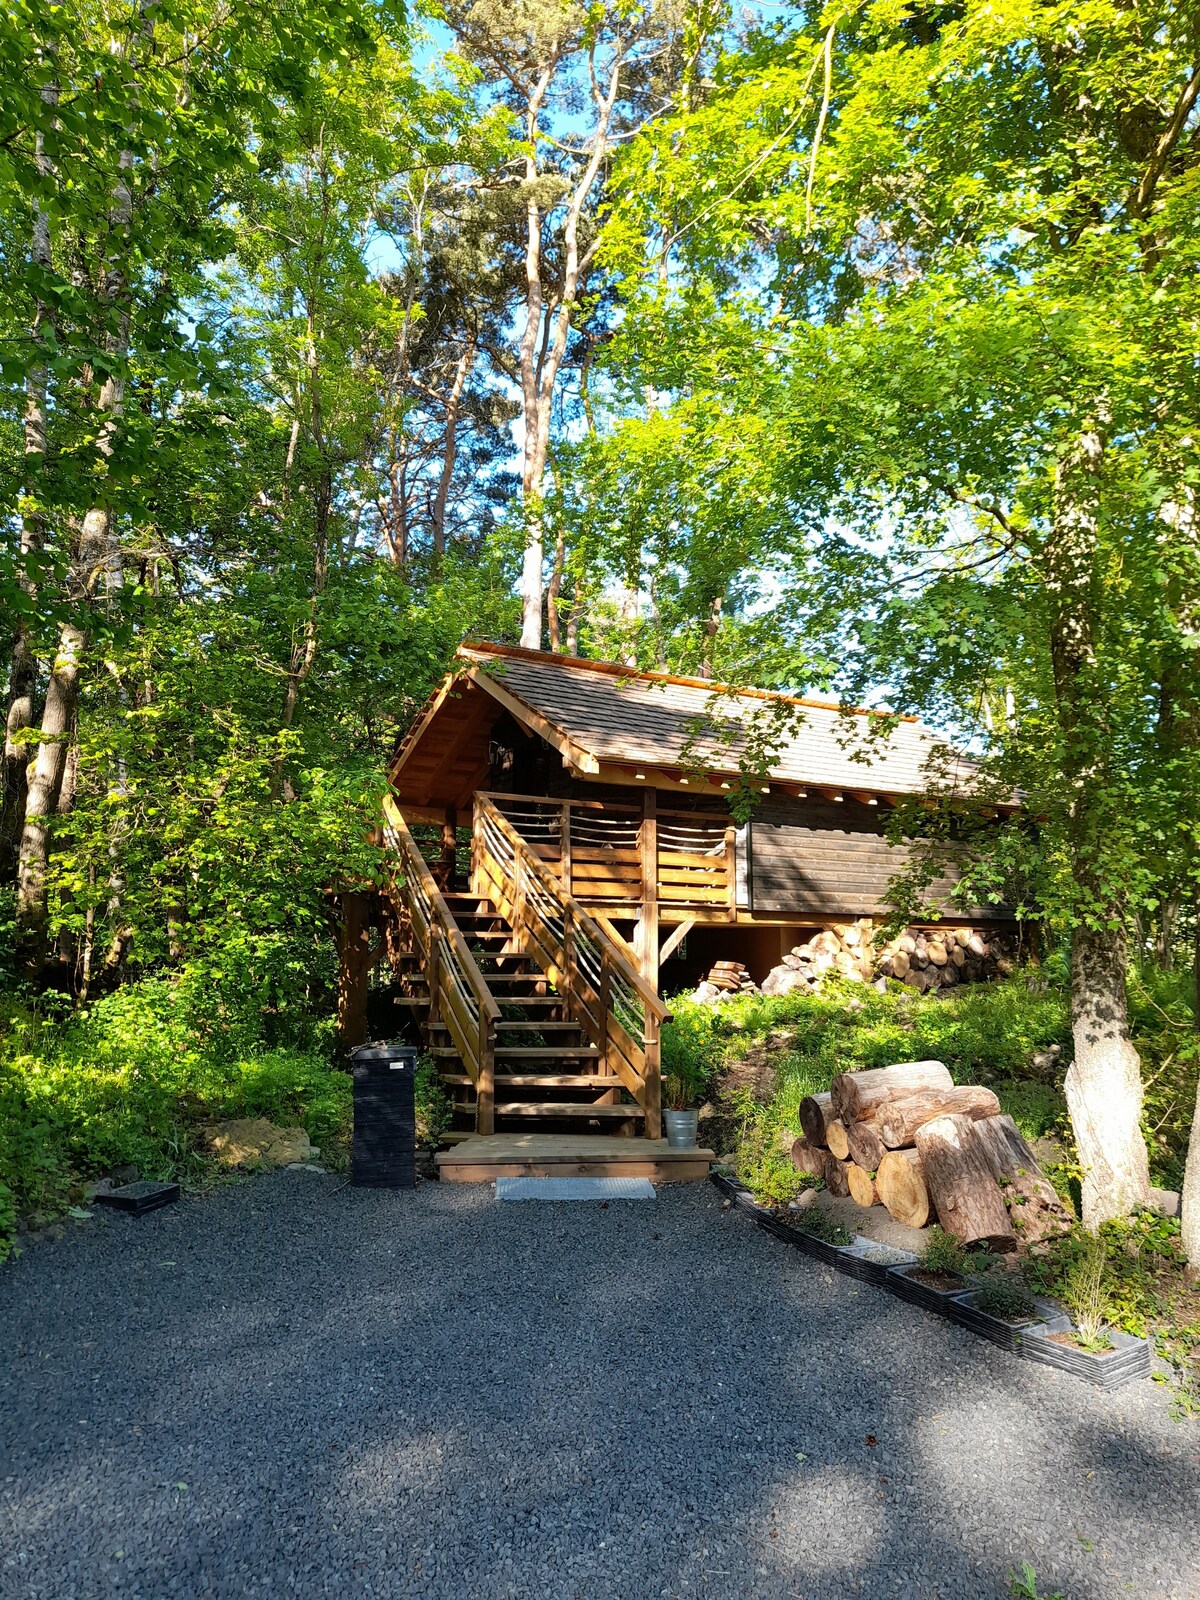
[350,1042,418,1189]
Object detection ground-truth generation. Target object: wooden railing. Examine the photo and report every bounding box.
[473,793,670,1138]
[382,796,501,1133]
[484,791,735,914]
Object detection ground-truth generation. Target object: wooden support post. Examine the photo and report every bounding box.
[427,924,442,1032]
[643,1015,662,1140]
[659,916,695,967]
[724,825,737,921]
[477,1010,495,1135]
[438,806,457,890]
[335,891,372,1051]
[559,798,572,894]
[638,788,659,986]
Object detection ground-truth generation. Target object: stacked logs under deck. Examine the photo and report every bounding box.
[793,1061,1073,1250]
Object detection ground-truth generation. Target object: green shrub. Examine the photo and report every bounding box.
[0,969,352,1255]
[798,1207,853,1246]
[919,1225,969,1277]
[414,1055,453,1147]
[976,1276,1036,1322]
[732,1118,808,1204]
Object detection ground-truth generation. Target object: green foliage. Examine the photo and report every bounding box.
[919,1226,968,1278]
[1055,1231,1114,1352]
[665,974,1071,1093]
[975,1276,1036,1324]
[797,1207,852,1247]
[732,1119,807,1207]
[1008,1565,1064,1600]
[1027,1210,1200,1411]
[414,1055,453,1149]
[0,970,351,1255]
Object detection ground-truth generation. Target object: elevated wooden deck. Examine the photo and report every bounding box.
[436,1134,714,1183]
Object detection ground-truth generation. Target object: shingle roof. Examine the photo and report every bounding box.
[459,643,981,799]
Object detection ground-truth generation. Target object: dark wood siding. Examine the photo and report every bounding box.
[748,797,1002,918]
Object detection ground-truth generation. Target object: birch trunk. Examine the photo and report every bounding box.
[517,46,624,649]
[2,96,56,875]
[1184,903,1200,1280]
[1049,423,1151,1222]
[430,339,475,572]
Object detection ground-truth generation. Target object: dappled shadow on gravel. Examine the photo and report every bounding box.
[2,1173,1197,1600]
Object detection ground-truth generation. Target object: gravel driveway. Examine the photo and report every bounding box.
[2,1172,1196,1600]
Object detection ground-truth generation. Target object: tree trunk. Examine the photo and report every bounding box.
[1063,922,1151,1224]
[824,1156,852,1198]
[336,891,373,1051]
[831,1060,953,1123]
[845,1120,886,1171]
[430,338,475,571]
[825,1119,850,1161]
[547,525,566,652]
[2,96,57,877]
[914,1113,1017,1251]
[875,1086,1001,1149]
[847,1163,879,1207]
[799,1091,836,1148]
[1049,424,1151,1225]
[789,1138,828,1181]
[876,1148,935,1228]
[16,624,82,958]
[972,1112,1075,1245]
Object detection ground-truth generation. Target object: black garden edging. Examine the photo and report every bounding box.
[710,1170,1153,1390]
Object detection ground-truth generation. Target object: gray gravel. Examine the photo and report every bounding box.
[2,1172,1197,1600]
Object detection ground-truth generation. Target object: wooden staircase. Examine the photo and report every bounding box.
[382,797,667,1141]
[424,892,645,1134]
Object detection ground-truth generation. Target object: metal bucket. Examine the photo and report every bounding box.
[663,1109,699,1149]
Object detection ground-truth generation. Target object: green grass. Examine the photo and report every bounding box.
[671,967,1200,1414]
[0,972,353,1257]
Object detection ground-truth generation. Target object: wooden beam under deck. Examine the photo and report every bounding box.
[436,1133,715,1183]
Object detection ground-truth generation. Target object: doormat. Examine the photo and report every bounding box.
[495,1176,656,1201]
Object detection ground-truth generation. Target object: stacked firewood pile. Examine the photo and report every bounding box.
[874,926,1016,992]
[756,922,1018,999]
[791,1060,1073,1251]
[692,960,758,1001]
[760,922,874,995]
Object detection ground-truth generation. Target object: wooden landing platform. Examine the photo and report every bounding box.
[436,1134,715,1183]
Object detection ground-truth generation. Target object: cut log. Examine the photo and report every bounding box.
[826,1119,851,1161]
[875,1085,1001,1149]
[798,1092,836,1149]
[972,1113,1075,1244]
[789,1138,829,1181]
[845,1120,886,1171]
[824,1157,852,1198]
[847,1163,879,1207]
[830,1060,954,1123]
[914,1114,1016,1252]
[891,950,910,979]
[876,1148,935,1228]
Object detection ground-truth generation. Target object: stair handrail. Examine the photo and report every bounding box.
[382,795,499,1131]
[473,792,668,1137]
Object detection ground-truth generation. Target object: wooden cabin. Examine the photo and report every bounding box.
[369,643,1014,1180]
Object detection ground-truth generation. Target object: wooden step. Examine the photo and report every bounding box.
[428,1017,582,1030]
[437,1134,715,1183]
[441,1074,625,1088]
[494,1102,643,1119]
[429,1046,600,1060]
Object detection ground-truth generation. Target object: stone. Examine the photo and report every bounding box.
[1150,1187,1181,1219]
[208,1118,312,1169]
